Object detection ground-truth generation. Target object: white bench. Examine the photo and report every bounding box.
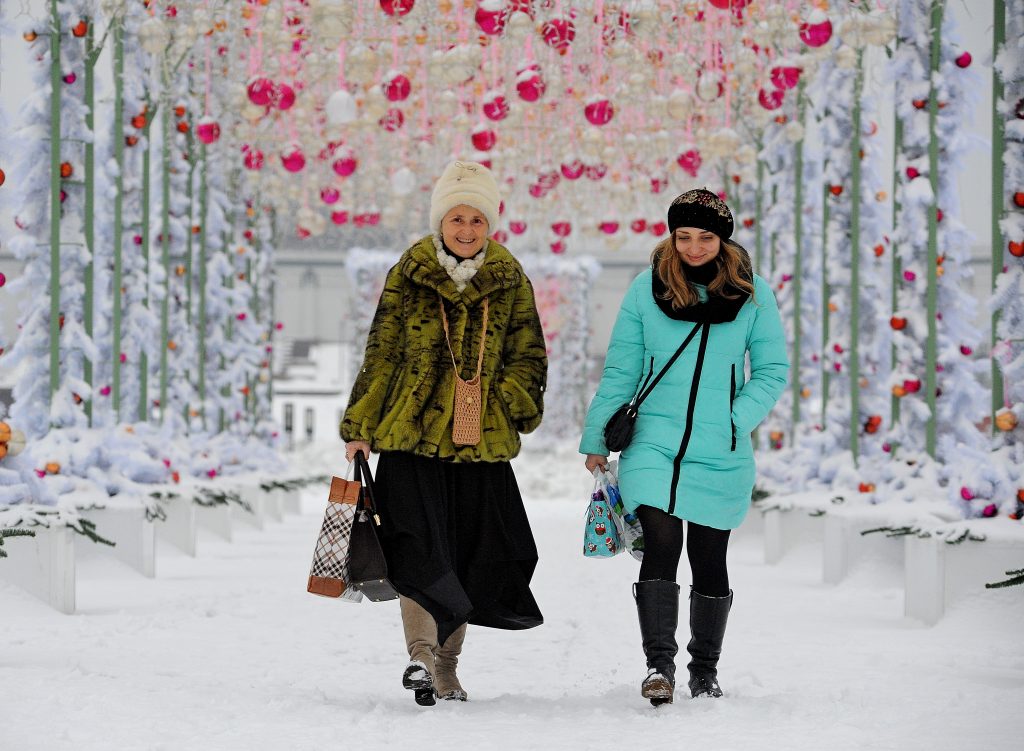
[762,506,825,564]
[822,511,906,585]
[76,506,156,578]
[196,502,233,542]
[156,495,197,556]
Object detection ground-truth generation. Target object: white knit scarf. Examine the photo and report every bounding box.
[432,233,486,292]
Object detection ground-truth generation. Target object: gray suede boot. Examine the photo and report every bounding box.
[400,596,438,706]
[434,623,468,701]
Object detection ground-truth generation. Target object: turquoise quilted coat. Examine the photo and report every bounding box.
[579,269,789,530]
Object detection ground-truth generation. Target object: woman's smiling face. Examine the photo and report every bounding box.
[441,204,489,258]
[673,226,721,266]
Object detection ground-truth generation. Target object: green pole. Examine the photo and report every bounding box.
[791,84,806,438]
[850,49,865,464]
[111,15,125,417]
[197,143,208,430]
[821,182,831,427]
[139,110,154,423]
[48,0,62,407]
[769,184,778,277]
[186,132,195,325]
[84,16,96,425]
[925,0,943,459]
[160,68,172,424]
[991,0,1006,425]
[891,87,903,429]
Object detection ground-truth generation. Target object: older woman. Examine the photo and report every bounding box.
[341,161,547,706]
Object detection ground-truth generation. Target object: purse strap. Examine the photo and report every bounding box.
[439,296,489,384]
[632,321,708,409]
[353,451,378,516]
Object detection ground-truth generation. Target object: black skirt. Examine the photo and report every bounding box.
[374,451,544,646]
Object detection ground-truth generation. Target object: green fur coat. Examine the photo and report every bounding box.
[340,236,547,462]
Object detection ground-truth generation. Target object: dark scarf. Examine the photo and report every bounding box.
[651,249,753,324]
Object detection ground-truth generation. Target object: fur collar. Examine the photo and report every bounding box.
[402,235,522,304]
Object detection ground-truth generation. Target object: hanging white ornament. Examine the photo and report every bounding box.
[667,89,693,120]
[138,17,169,55]
[391,168,416,196]
[326,89,357,124]
[347,45,378,85]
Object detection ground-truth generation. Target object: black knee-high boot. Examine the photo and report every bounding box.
[633,579,681,706]
[686,589,733,698]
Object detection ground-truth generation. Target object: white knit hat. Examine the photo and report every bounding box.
[429,160,500,234]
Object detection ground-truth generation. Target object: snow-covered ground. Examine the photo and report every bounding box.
[1,446,1020,751]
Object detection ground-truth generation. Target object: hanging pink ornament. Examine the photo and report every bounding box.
[237,312,247,321]
[584,97,615,126]
[330,210,349,225]
[650,176,667,194]
[332,155,358,177]
[584,163,607,181]
[62,71,77,85]
[243,147,264,170]
[367,212,381,226]
[528,183,547,198]
[471,126,498,151]
[320,187,340,205]
[476,6,506,35]
[509,221,527,234]
[516,66,546,102]
[379,108,405,131]
[551,221,571,237]
[379,0,414,16]
[0,271,5,287]
[281,148,306,173]
[275,83,296,110]
[707,0,751,8]
[247,77,276,106]
[799,11,833,48]
[677,149,702,177]
[100,385,111,396]
[550,240,566,254]
[903,269,916,282]
[650,221,668,236]
[960,345,973,356]
[599,221,619,234]
[560,160,584,180]
[491,229,508,244]
[769,65,801,90]
[482,91,509,121]
[758,88,785,111]
[630,219,647,233]
[903,378,922,393]
[382,72,411,102]
[196,116,221,144]
[955,51,972,68]
[959,486,974,501]
[296,226,312,239]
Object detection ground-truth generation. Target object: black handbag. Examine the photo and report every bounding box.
[347,452,399,602]
[603,322,707,453]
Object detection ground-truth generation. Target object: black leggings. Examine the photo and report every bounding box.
[637,505,731,597]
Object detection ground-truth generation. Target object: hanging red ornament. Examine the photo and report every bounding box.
[247,77,276,106]
[758,88,784,110]
[72,20,88,38]
[769,65,801,90]
[275,83,296,110]
[332,155,358,177]
[471,126,497,151]
[380,0,414,16]
[537,169,560,190]
[491,230,508,244]
[584,163,607,181]
[1008,240,1024,257]
[476,6,506,35]
[550,240,566,254]
[1013,192,1024,208]
[599,221,619,234]
[630,219,647,233]
[382,72,411,102]
[60,162,73,179]
[906,166,920,180]
[0,167,5,187]
[528,183,547,198]
[960,486,975,501]
[650,221,668,236]
[890,316,907,331]
[560,160,584,180]
[379,108,405,131]
[281,148,306,172]
[960,345,973,356]
[584,97,615,126]
[955,51,972,68]
[799,12,832,47]
[196,117,221,145]
[830,185,843,196]
[676,149,702,178]
[509,221,527,235]
[320,187,340,204]
[516,66,545,102]
[541,18,575,52]
[902,378,922,394]
[243,146,264,170]
[0,272,5,287]
[330,210,349,225]
[551,221,571,237]
[62,71,77,85]
[482,91,509,121]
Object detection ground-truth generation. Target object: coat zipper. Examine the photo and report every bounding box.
[730,364,737,452]
[668,322,710,516]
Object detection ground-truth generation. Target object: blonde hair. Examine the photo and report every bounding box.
[651,235,755,310]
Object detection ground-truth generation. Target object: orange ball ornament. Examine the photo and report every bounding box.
[0,444,7,459]
[72,20,88,37]
[45,462,61,475]
[60,162,73,178]
[892,385,907,398]
[24,31,38,42]
[995,411,1018,432]
[0,421,10,442]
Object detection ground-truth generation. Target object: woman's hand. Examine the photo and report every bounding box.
[345,440,372,463]
[585,454,609,474]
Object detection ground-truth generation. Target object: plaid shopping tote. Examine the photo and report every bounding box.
[307,470,364,602]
